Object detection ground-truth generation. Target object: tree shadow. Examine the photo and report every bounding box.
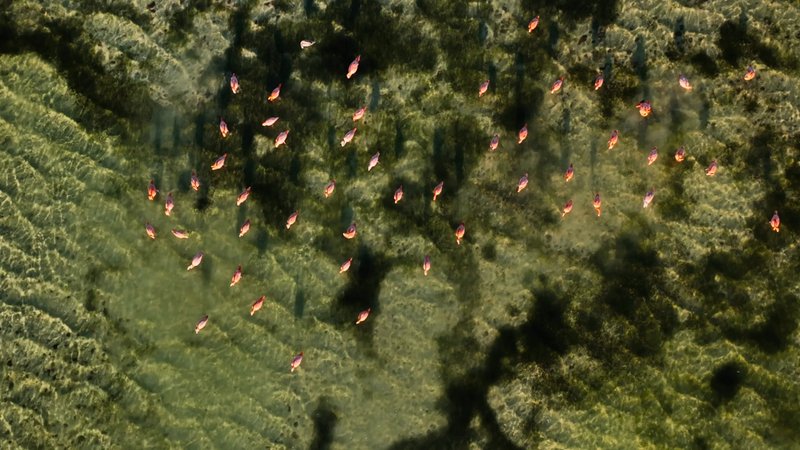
[309,397,338,450]
[709,362,745,406]
[332,245,391,348]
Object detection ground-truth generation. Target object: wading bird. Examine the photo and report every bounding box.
[353,106,367,122]
[236,187,251,206]
[528,16,539,33]
[489,134,500,151]
[148,179,158,200]
[268,84,282,102]
[647,147,658,166]
[343,223,357,239]
[643,189,655,208]
[433,181,443,202]
[191,171,200,191]
[517,173,529,193]
[239,219,250,237]
[145,223,156,239]
[594,73,604,90]
[674,146,686,162]
[195,315,208,334]
[230,265,242,287]
[230,73,240,94]
[291,352,304,372]
[744,66,756,81]
[286,211,299,229]
[251,296,265,316]
[187,252,204,271]
[564,164,574,182]
[455,223,465,245]
[275,130,289,148]
[479,79,490,97]
[705,160,718,176]
[550,76,564,94]
[635,100,652,117]
[324,180,336,198]
[165,193,174,216]
[394,185,404,204]
[367,152,380,171]
[211,153,227,171]
[562,200,573,217]
[770,211,780,232]
[608,130,619,150]
[518,124,528,144]
[341,128,357,147]
[356,308,371,325]
[347,55,360,79]
[679,74,692,91]
[593,193,602,217]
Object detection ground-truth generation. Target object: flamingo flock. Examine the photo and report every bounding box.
[141,16,782,374]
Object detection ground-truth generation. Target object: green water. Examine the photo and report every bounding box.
[1,0,800,448]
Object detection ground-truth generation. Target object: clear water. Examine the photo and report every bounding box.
[1,1,799,449]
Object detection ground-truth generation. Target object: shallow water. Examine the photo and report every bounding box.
[1,0,800,448]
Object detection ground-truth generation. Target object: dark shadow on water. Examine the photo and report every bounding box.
[290,154,302,184]
[369,79,381,111]
[199,255,213,284]
[345,148,358,179]
[390,280,582,449]
[488,63,497,95]
[716,14,788,70]
[547,22,560,59]
[673,16,686,55]
[699,95,711,129]
[152,109,164,157]
[745,293,799,353]
[690,51,719,77]
[636,115,649,151]
[194,114,205,148]
[236,206,248,233]
[339,205,354,231]
[195,193,211,213]
[254,228,269,255]
[393,121,405,159]
[517,286,576,365]
[668,92,686,133]
[309,397,337,450]
[303,0,319,17]
[326,125,337,153]
[658,162,691,221]
[710,362,744,406]
[586,230,678,359]
[560,107,571,134]
[332,245,391,348]
[631,35,648,81]
[294,289,305,318]
[0,11,154,134]
[478,20,489,45]
[177,170,193,194]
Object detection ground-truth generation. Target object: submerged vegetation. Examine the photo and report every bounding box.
[1,0,799,448]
